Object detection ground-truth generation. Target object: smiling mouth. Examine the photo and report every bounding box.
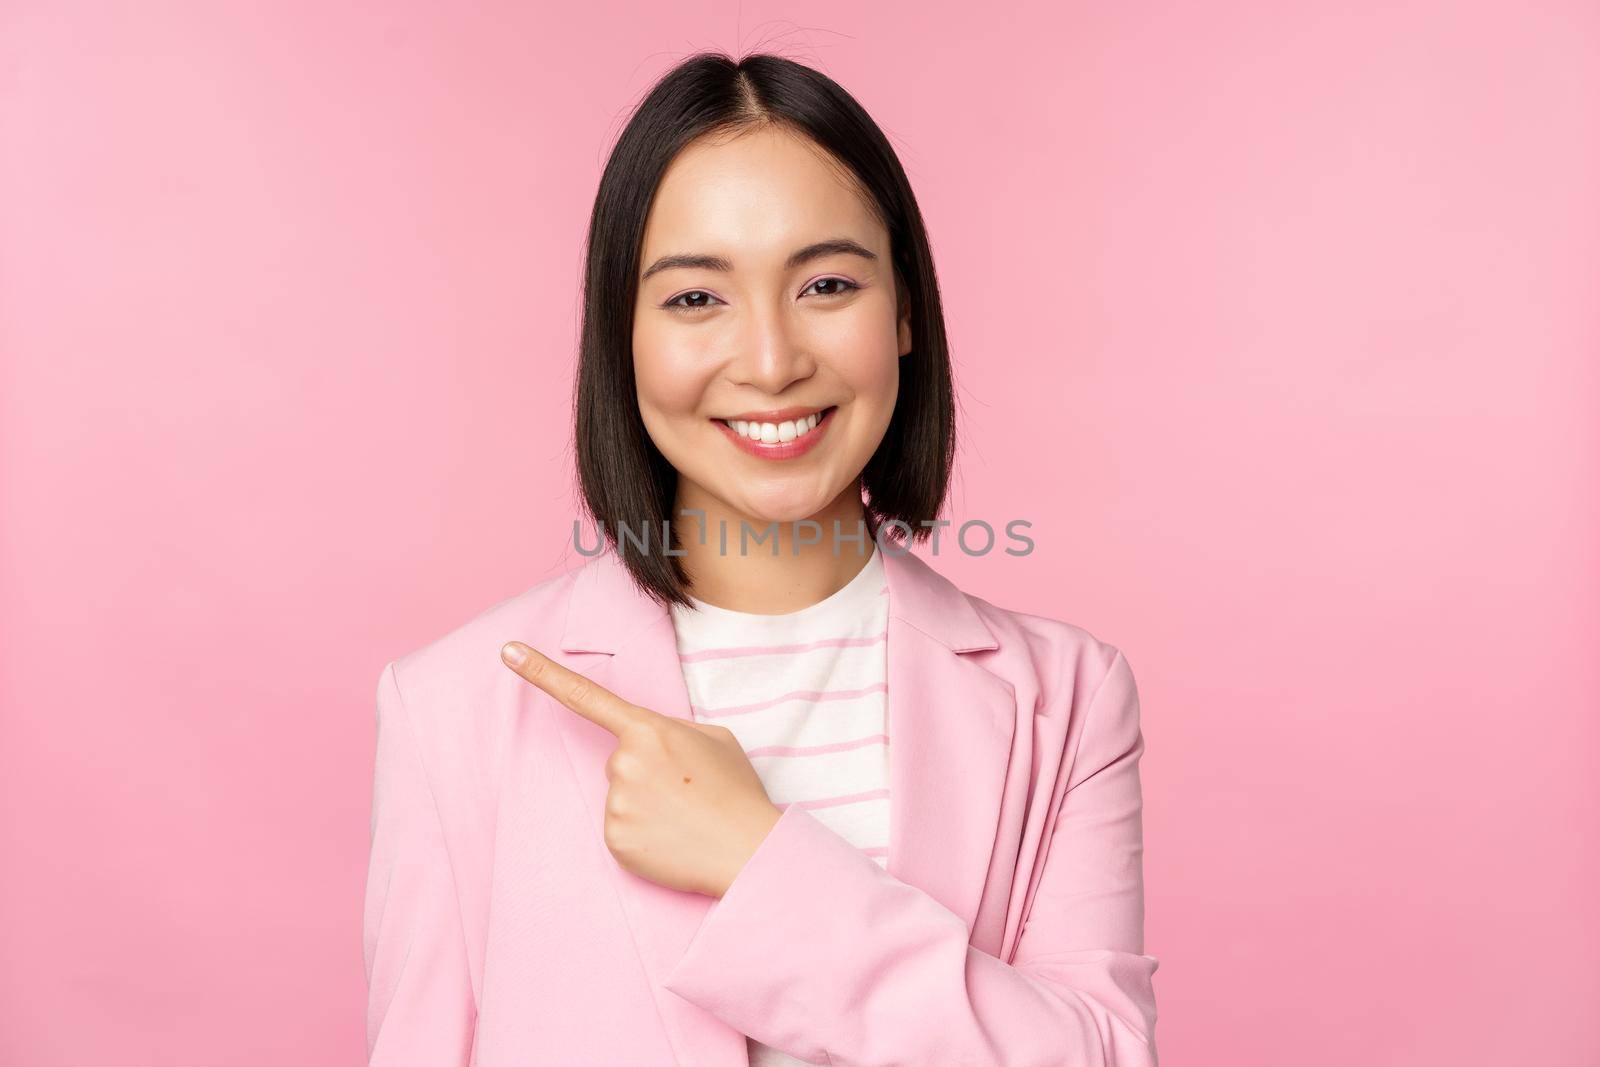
[713,405,837,445]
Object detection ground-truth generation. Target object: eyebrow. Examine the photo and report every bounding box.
[639,237,878,283]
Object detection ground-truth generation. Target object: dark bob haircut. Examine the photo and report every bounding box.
[574,51,956,608]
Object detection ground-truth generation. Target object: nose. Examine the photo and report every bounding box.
[724,302,818,396]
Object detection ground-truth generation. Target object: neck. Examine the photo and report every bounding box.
[669,481,877,615]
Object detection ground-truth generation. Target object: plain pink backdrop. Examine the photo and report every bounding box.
[2,3,1597,1064]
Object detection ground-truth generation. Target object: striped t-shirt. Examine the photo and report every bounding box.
[669,545,891,1067]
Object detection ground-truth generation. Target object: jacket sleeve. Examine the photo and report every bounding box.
[661,648,1159,1067]
[362,661,478,1065]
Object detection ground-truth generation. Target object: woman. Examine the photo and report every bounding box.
[363,51,1160,1066]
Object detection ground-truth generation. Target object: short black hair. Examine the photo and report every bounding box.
[574,51,956,607]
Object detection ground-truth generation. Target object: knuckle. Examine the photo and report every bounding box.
[606,748,635,779]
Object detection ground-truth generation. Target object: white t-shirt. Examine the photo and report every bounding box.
[669,546,891,1067]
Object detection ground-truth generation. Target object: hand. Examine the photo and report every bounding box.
[500,640,783,899]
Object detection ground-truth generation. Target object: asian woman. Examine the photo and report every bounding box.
[363,50,1160,1066]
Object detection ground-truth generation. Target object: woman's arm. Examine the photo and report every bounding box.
[363,661,478,1065]
[661,649,1159,1067]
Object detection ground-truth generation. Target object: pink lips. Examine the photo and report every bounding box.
[713,406,836,461]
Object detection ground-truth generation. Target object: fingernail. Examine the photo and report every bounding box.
[502,642,528,667]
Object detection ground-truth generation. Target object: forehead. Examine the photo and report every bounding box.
[641,126,884,261]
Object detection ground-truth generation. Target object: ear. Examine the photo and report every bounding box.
[896,272,914,358]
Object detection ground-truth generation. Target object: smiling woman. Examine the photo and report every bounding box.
[567,55,957,612]
[626,125,912,569]
[363,50,1159,1067]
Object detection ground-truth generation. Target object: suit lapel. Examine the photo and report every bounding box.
[548,551,738,1064]
[878,548,1017,935]
[545,544,1017,1062]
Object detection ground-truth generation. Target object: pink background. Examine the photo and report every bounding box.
[3,3,1597,1064]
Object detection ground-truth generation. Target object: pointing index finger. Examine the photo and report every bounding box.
[500,641,647,736]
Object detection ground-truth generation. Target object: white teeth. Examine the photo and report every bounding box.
[725,410,826,443]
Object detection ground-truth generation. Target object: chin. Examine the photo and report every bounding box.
[740,503,824,527]
[729,490,834,528]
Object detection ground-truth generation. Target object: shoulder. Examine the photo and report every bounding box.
[963,578,1128,691]
[956,585,1145,787]
[374,557,590,769]
[952,579,1138,727]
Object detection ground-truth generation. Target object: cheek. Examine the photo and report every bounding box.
[822,314,900,407]
[633,327,713,419]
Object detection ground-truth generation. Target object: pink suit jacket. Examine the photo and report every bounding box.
[363,545,1160,1066]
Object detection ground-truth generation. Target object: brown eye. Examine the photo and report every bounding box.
[804,277,860,299]
[663,290,722,313]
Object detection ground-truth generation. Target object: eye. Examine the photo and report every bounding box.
[662,290,723,314]
[803,277,860,299]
